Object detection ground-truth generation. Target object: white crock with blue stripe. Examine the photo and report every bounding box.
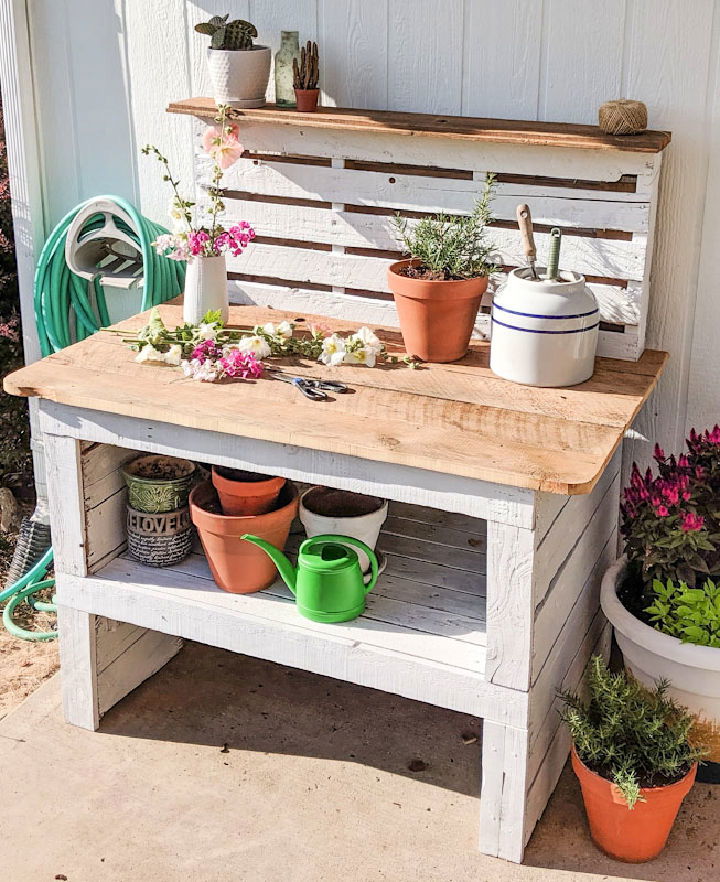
[490,267,599,387]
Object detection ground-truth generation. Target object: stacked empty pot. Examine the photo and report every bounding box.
[190,467,298,593]
[122,455,196,567]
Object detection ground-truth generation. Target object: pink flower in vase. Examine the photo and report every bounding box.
[201,122,244,170]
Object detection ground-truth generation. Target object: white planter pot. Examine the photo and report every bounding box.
[183,255,228,325]
[299,487,388,574]
[206,46,271,109]
[490,267,599,387]
[601,556,720,777]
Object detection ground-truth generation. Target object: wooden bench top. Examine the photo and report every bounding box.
[4,303,666,495]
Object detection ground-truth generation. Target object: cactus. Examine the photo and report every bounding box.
[292,41,319,90]
[194,14,257,51]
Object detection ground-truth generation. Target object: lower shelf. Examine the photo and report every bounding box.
[57,503,526,724]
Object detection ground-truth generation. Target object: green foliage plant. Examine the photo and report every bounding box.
[195,14,257,51]
[645,577,720,647]
[391,175,497,280]
[559,656,704,808]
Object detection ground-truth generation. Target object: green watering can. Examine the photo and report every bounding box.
[241,534,379,623]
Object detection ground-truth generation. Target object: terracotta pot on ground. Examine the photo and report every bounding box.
[299,486,387,574]
[571,750,697,862]
[294,88,319,111]
[190,480,298,594]
[387,258,488,363]
[211,466,286,516]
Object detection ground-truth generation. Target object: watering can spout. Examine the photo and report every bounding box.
[241,534,297,594]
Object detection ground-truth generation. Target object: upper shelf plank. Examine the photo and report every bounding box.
[4,303,666,495]
[167,98,671,154]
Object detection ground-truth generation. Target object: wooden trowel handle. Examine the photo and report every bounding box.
[516,204,537,262]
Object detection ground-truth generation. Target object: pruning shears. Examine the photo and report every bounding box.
[266,367,349,401]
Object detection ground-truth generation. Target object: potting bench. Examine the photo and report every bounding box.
[5,302,665,862]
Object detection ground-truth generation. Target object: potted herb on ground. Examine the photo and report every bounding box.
[561,655,702,862]
[195,15,271,109]
[388,176,496,363]
[601,427,720,781]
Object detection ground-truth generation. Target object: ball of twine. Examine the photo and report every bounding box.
[598,99,648,135]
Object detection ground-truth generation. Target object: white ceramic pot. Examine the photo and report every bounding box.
[299,487,388,574]
[601,556,720,778]
[183,254,228,325]
[206,46,271,109]
[490,267,599,387]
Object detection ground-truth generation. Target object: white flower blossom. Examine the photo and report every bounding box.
[344,346,378,368]
[235,334,272,358]
[198,322,219,340]
[343,326,382,367]
[135,344,183,366]
[181,357,221,382]
[319,333,346,366]
[262,320,293,339]
[168,197,187,233]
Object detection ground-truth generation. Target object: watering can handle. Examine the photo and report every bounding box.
[326,535,379,593]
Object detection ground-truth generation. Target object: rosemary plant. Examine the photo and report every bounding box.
[391,174,497,279]
[559,656,704,808]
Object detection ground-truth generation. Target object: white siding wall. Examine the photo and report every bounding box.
[21,0,720,463]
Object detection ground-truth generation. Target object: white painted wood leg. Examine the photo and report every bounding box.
[479,720,531,862]
[56,604,100,730]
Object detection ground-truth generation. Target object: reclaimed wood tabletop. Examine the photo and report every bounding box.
[4,302,666,495]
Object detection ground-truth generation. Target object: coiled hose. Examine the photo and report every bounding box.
[3,196,184,640]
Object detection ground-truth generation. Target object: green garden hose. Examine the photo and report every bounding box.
[3,196,184,640]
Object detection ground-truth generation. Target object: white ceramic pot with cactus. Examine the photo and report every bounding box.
[196,15,271,108]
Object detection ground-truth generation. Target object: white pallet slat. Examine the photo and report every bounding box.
[193,118,659,181]
[223,199,648,282]
[213,157,652,232]
[58,566,529,727]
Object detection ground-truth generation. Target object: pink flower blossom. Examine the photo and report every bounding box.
[218,349,264,379]
[655,505,670,517]
[191,340,223,363]
[201,122,244,170]
[680,512,705,532]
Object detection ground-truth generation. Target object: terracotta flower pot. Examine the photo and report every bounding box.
[387,258,487,363]
[190,480,298,594]
[571,749,697,862]
[294,88,319,112]
[211,466,286,516]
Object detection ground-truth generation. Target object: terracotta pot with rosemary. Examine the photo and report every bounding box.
[292,40,320,112]
[560,655,704,863]
[388,175,497,363]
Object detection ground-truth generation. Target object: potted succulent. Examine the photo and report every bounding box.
[211,466,286,516]
[195,15,271,109]
[560,655,702,862]
[190,479,298,594]
[292,41,320,112]
[601,427,720,782]
[299,486,388,574]
[388,176,497,363]
[142,104,255,325]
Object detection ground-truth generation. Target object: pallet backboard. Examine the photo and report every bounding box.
[189,114,663,361]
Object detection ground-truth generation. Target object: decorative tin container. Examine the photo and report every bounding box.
[127,505,193,568]
[490,267,599,387]
[122,455,196,514]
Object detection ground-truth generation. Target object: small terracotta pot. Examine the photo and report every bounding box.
[571,749,697,862]
[294,88,319,111]
[211,466,286,516]
[190,480,298,594]
[387,259,487,363]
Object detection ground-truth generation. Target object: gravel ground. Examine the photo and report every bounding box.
[0,528,58,721]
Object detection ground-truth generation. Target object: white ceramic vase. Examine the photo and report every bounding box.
[299,487,388,574]
[601,556,720,780]
[206,46,271,109]
[490,267,599,387]
[183,254,228,325]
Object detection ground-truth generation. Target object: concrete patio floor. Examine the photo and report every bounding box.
[0,642,717,882]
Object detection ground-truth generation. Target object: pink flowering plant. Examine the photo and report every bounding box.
[621,431,720,590]
[142,104,255,262]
